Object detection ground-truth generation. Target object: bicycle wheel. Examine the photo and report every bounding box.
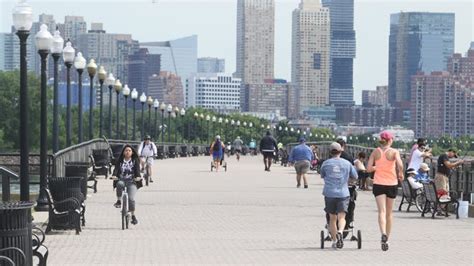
[415,191,426,212]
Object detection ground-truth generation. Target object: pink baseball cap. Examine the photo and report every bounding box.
[380,130,394,141]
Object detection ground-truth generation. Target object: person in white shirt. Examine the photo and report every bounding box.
[137,135,158,182]
[407,143,431,173]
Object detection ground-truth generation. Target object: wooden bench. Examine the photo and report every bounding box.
[398,179,421,212]
[421,181,459,219]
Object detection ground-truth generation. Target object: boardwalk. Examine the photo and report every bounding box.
[40,155,474,265]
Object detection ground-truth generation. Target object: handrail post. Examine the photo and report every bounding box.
[2,174,10,202]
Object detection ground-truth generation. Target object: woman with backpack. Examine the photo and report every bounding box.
[210,135,225,172]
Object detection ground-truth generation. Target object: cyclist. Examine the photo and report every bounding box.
[138,135,157,182]
[210,135,225,172]
[112,144,142,225]
[233,136,243,161]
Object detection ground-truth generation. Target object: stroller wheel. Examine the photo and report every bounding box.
[357,230,362,249]
[320,230,325,249]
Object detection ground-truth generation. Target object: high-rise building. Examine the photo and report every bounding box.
[411,45,474,137]
[322,0,356,106]
[63,16,87,44]
[128,48,161,95]
[141,35,198,89]
[236,0,275,111]
[186,73,241,112]
[148,71,185,108]
[197,57,225,73]
[291,0,331,114]
[362,86,388,106]
[245,79,295,118]
[336,105,395,127]
[388,12,455,105]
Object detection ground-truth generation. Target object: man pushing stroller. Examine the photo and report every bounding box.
[320,142,358,249]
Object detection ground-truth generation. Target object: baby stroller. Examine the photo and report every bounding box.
[211,146,227,172]
[320,185,362,249]
[279,149,289,167]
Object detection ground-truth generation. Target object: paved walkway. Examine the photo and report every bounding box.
[41,155,474,265]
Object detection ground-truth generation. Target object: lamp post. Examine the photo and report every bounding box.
[218,117,223,137]
[114,79,122,139]
[206,115,211,143]
[97,66,106,137]
[212,116,217,140]
[35,24,52,211]
[106,73,115,138]
[193,112,198,144]
[131,88,138,140]
[50,29,63,153]
[200,113,205,144]
[231,119,235,140]
[236,120,241,140]
[87,59,97,140]
[249,122,253,140]
[147,96,153,135]
[180,108,186,143]
[139,92,146,140]
[74,52,86,144]
[13,0,33,202]
[63,41,75,147]
[122,85,130,140]
[174,107,179,143]
[160,103,166,144]
[167,104,173,143]
[153,99,159,139]
[224,118,229,141]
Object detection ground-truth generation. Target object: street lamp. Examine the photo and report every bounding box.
[131,88,138,140]
[122,85,130,140]
[74,52,86,143]
[231,119,235,140]
[13,0,33,204]
[87,58,97,140]
[50,29,63,153]
[174,106,180,143]
[160,102,166,144]
[167,104,173,143]
[224,118,229,141]
[35,23,52,211]
[139,92,146,140]
[147,96,153,136]
[200,113,205,144]
[114,78,122,139]
[63,41,75,147]
[206,114,211,143]
[180,108,186,143]
[153,99,159,139]
[218,117,223,136]
[97,66,106,138]
[106,73,115,138]
[193,112,199,144]
[212,116,217,141]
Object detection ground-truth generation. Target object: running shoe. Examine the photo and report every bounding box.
[113,200,121,208]
[381,234,389,251]
[336,232,344,249]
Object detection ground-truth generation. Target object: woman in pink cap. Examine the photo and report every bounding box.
[367,130,404,251]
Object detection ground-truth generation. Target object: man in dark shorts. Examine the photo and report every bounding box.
[259,131,278,171]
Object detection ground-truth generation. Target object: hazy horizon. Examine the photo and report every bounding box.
[1,0,473,104]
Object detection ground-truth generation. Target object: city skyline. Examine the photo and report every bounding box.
[0,0,472,104]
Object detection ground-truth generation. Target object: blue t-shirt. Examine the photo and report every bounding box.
[321,157,358,198]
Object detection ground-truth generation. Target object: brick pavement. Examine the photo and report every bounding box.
[42,155,474,265]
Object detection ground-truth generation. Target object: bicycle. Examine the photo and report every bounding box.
[111,176,130,230]
[141,155,155,186]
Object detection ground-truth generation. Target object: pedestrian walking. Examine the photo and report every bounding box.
[288,137,313,188]
[259,131,278,171]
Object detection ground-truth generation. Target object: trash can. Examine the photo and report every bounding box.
[0,201,33,266]
[65,162,90,198]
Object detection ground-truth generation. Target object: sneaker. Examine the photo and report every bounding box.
[381,234,389,251]
[296,183,301,188]
[304,184,308,189]
[336,232,344,249]
[131,215,138,225]
[113,200,121,208]
[331,242,338,250]
[149,178,154,183]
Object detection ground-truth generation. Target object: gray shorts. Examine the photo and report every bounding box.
[324,197,350,214]
[294,160,310,174]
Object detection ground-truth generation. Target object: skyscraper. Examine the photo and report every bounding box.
[63,16,87,44]
[322,0,356,106]
[198,57,225,73]
[291,0,331,114]
[236,0,275,110]
[128,48,161,95]
[388,12,455,105]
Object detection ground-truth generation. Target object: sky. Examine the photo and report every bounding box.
[1,0,473,104]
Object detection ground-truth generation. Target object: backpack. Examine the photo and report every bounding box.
[213,140,221,151]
